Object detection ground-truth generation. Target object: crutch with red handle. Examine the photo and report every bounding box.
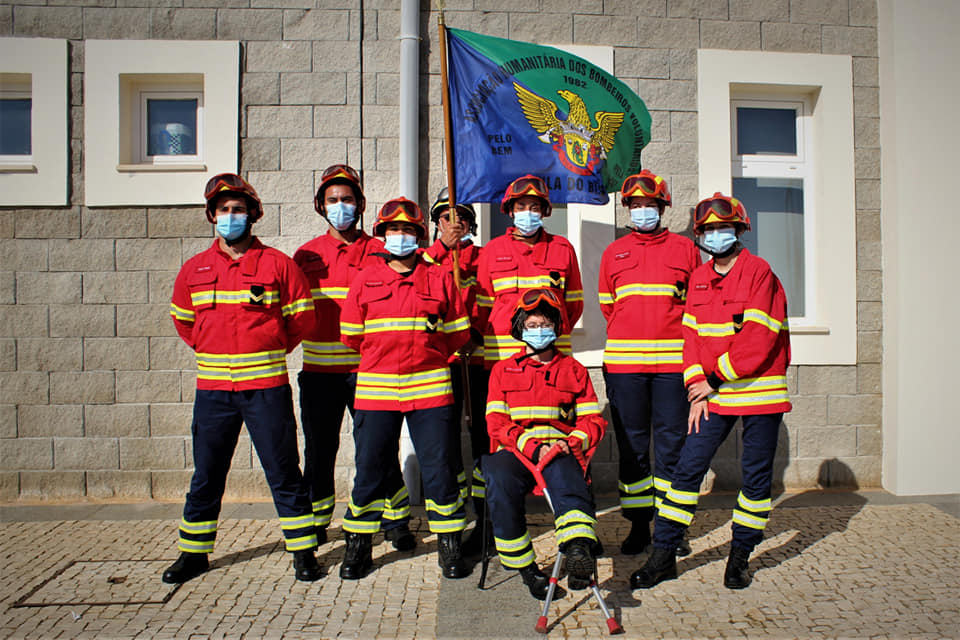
[519,444,624,635]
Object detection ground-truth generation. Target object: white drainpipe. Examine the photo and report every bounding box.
[397,0,421,502]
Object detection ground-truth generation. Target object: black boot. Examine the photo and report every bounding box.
[630,546,677,589]
[437,532,469,579]
[723,545,752,589]
[676,531,691,556]
[162,551,209,584]
[620,521,651,555]
[564,538,595,590]
[293,550,322,581]
[339,532,373,580]
[385,524,417,551]
[519,563,565,601]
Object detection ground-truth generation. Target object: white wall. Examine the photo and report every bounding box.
[880,0,960,494]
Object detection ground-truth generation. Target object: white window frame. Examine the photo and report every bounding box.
[85,40,239,207]
[698,49,856,365]
[0,39,68,206]
[137,90,204,165]
[731,96,816,326]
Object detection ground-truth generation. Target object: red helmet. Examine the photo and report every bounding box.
[500,175,552,218]
[621,170,671,207]
[509,287,568,340]
[373,197,428,239]
[693,192,751,233]
[204,173,263,223]
[314,164,366,219]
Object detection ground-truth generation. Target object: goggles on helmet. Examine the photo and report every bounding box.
[374,197,427,238]
[693,192,751,232]
[517,287,563,313]
[500,175,552,217]
[321,164,361,185]
[621,170,671,207]
[204,173,263,223]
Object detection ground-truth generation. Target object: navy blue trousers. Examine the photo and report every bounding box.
[298,371,409,531]
[484,450,597,569]
[449,362,490,508]
[653,412,783,552]
[604,371,688,522]
[179,386,316,553]
[344,405,465,535]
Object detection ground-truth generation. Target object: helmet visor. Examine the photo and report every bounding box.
[622,174,666,201]
[694,196,742,227]
[506,176,549,201]
[378,199,425,227]
[321,164,361,184]
[204,173,255,201]
[517,287,563,312]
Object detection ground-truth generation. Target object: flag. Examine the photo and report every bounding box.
[445,27,651,206]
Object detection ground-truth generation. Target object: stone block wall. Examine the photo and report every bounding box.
[0,0,881,502]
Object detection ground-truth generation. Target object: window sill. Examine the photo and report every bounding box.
[0,163,38,173]
[116,163,207,172]
[789,325,830,335]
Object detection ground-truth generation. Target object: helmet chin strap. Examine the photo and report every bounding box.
[515,343,556,363]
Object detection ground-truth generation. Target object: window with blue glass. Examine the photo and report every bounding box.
[731,98,810,318]
[138,90,202,163]
[147,98,197,156]
[0,73,32,159]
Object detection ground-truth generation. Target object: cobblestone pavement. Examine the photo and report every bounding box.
[0,492,956,639]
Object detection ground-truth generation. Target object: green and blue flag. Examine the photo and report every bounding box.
[446,27,651,206]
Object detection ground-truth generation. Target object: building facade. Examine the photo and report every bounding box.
[0,0,956,502]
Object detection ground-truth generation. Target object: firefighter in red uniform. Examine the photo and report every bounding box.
[421,187,490,555]
[632,193,792,591]
[338,198,472,580]
[484,288,607,600]
[164,173,320,584]
[476,175,584,367]
[293,165,414,552]
[598,170,701,556]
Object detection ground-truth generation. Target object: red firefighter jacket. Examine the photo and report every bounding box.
[293,231,385,373]
[170,238,315,391]
[682,249,792,415]
[598,229,701,373]
[422,239,483,365]
[340,256,471,411]
[476,230,583,368]
[486,351,606,473]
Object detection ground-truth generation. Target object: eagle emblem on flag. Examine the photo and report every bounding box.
[514,82,625,176]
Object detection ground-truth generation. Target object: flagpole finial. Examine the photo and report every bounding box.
[436,0,446,25]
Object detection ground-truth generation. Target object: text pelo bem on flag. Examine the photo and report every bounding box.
[445,28,651,206]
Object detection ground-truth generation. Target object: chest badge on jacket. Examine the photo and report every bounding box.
[249,285,265,305]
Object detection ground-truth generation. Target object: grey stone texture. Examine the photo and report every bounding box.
[0,1,885,501]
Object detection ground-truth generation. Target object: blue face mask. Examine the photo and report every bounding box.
[384,233,419,257]
[513,211,543,236]
[326,201,357,231]
[215,213,248,241]
[522,326,556,351]
[630,206,660,232]
[701,228,738,256]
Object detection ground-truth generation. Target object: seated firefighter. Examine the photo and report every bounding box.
[483,288,607,600]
